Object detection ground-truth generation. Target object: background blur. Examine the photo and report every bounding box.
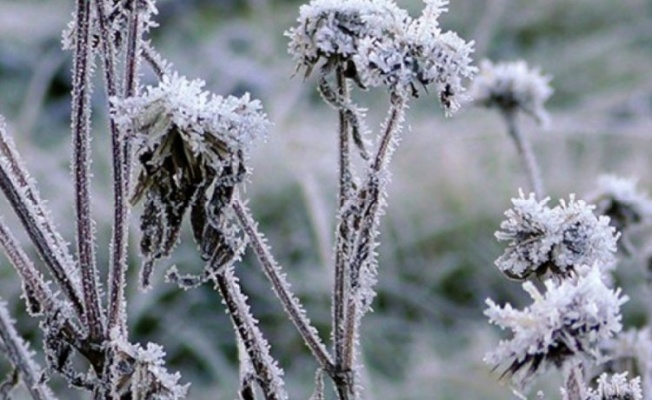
[1,0,652,398]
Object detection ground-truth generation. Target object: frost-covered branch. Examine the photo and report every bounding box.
[0,300,56,400]
[232,198,335,373]
[215,267,288,400]
[71,0,104,342]
[0,119,84,320]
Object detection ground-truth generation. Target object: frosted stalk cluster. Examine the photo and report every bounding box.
[112,73,270,285]
[287,0,476,111]
[470,60,552,124]
[592,175,652,232]
[484,268,627,385]
[495,191,618,280]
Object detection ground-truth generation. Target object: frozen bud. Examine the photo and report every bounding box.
[286,0,408,78]
[470,60,552,125]
[592,175,652,233]
[112,73,270,287]
[484,268,627,386]
[586,373,643,400]
[495,191,618,280]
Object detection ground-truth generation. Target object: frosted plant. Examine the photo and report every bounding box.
[484,267,627,387]
[113,73,270,288]
[592,175,652,234]
[601,329,652,397]
[471,59,553,125]
[286,0,408,79]
[470,59,553,198]
[584,372,643,400]
[496,191,618,281]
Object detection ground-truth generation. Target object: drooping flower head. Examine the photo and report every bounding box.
[484,267,627,386]
[113,73,270,287]
[592,175,652,233]
[495,191,618,281]
[470,60,552,125]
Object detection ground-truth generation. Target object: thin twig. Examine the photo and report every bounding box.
[93,0,129,338]
[502,109,545,199]
[231,197,335,373]
[0,300,57,400]
[0,122,84,319]
[71,0,104,342]
[215,267,288,400]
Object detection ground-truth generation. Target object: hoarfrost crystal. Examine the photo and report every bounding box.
[593,175,652,232]
[484,268,627,385]
[585,373,643,400]
[495,191,618,280]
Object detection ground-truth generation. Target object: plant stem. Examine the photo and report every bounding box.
[503,109,544,199]
[0,123,84,319]
[231,197,334,373]
[71,0,104,342]
[0,300,57,400]
[563,361,586,400]
[339,96,407,398]
[215,267,288,400]
[332,64,352,372]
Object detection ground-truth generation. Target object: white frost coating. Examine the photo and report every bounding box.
[495,191,618,280]
[592,175,652,232]
[108,333,189,399]
[0,300,57,400]
[484,268,627,386]
[470,59,553,125]
[584,372,643,400]
[113,72,270,164]
[0,119,82,302]
[220,266,288,400]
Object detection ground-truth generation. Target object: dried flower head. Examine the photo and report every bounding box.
[113,73,270,287]
[470,60,553,125]
[585,372,643,400]
[286,0,408,78]
[593,175,652,233]
[495,191,618,281]
[485,268,627,386]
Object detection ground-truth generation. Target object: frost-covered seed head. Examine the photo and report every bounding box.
[470,60,552,125]
[112,73,269,281]
[484,268,627,386]
[495,191,618,280]
[586,372,643,400]
[592,175,652,233]
[286,0,408,77]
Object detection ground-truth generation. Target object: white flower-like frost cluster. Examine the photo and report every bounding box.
[495,191,618,280]
[287,0,476,111]
[470,60,552,125]
[593,175,652,232]
[585,372,643,400]
[485,268,627,385]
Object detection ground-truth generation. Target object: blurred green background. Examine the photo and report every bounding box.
[0,0,652,398]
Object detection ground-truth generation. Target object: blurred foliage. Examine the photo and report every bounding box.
[0,0,651,398]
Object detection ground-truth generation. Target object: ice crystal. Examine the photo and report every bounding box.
[286,0,408,78]
[470,59,552,125]
[593,175,652,233]
[112,73,269,286]
[484,268,627,386]
[495,191,618,280]
[585,372,643,400]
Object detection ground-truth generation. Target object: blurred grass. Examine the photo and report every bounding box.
[0,0,651,398]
